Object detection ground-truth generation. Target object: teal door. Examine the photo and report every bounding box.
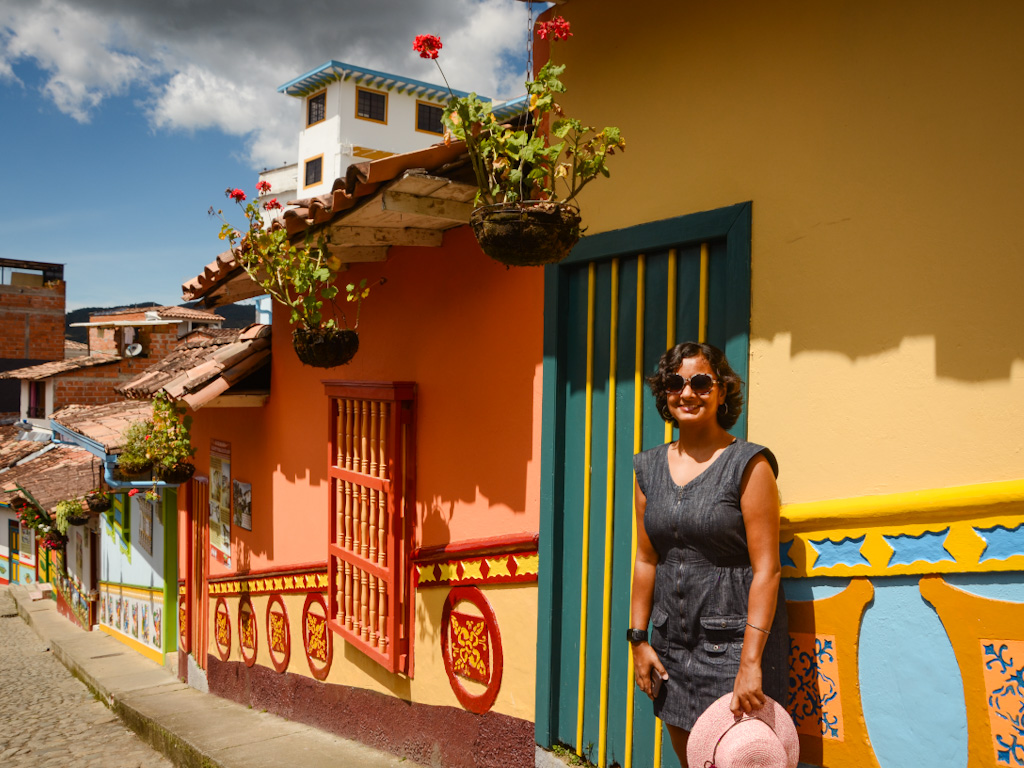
[536,203,753,768]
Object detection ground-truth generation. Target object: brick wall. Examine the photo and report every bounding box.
[0,282,65,360]
[87,323,182,358]
[52,355,163,412]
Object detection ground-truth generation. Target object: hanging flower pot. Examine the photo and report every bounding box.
[40,530,66,551]
[85,490,112,513]
[470,201,581,267]
[114,457,153,480]
[292,328,360,368]
[154,461,196,484]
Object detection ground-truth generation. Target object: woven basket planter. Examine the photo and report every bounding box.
[292,328,360,368]
[85,493,112,513]
[470,201,581,267]
[115,457,153,481]
[154,462,196,485]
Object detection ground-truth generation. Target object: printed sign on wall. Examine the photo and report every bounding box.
[209,440,232,566]
[233,480,252,532]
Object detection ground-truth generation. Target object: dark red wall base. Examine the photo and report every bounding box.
[206,656,534,768]
[54,590,89,631]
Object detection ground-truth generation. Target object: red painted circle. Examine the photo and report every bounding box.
[266,594,291,674]
[440,586,503,714]
[238,595,258,667]
[213,597,231,662]
[302,592,333,681]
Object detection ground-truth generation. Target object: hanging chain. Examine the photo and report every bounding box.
[526,1,535,82]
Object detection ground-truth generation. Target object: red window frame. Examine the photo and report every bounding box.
[324,380,416,675]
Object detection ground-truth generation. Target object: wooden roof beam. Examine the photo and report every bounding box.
[326,225,443,247]
[381,191,473,223]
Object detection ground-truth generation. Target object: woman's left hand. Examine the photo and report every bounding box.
[730,660,766,715]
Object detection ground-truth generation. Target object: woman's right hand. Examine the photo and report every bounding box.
[632,642,668,700]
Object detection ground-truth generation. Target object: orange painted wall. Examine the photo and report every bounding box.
[183,226,544,578]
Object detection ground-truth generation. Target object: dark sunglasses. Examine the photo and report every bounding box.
[664,373,718,394]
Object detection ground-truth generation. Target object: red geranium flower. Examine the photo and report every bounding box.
[228,188,246,202]
[128,489,139,497]
[536,16,572,42]
[255,180,272,194]
[414,34,442,59]
[264,198,282,211]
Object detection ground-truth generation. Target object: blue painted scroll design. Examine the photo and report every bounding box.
[787,633,842,740]
[807,535,870,569]
[975,523,1024,563]
[984,641,1024,765]
[780,540,796,569]
[883,528,954,567]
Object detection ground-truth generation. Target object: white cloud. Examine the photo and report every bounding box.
[0,0,535,165]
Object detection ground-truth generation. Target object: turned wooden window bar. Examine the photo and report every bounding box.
[324,381,416,674]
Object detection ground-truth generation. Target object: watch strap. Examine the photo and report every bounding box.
[625,628,648,644]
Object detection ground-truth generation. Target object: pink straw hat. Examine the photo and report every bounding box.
[686,694,799,768]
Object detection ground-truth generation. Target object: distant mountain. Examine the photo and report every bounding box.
[65,302,257,344]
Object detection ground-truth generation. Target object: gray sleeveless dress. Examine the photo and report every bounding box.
[633,439,788,731]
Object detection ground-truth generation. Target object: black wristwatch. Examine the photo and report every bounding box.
[625,628,648,644]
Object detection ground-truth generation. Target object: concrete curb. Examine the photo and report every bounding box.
[8,585,420,768]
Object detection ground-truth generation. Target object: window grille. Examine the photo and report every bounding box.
[417,102,444,134]
[305,156,323,187]
[325,381,416,674]
[356,88,387,123]
[307,92,326,126]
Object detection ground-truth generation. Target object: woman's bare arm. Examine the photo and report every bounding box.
[731,454,782,715]
[630,479,667,698]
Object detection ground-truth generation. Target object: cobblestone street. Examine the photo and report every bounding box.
[0,588,173,768]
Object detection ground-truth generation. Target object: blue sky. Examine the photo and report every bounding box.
[0,0,538,311]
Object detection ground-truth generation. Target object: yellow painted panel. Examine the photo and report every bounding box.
[920,577,1024,768]
[787,579,879,768]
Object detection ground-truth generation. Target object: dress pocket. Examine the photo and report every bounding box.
[699,614,745,666]
[650,606,669,651]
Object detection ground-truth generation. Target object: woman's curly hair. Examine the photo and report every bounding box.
[646,342,745,430]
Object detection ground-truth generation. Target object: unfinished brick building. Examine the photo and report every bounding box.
[0,259,66,418]
[0,305,224,425]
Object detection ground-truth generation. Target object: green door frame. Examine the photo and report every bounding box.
[535,202,753,749]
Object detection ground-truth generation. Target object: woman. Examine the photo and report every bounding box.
[628,342,787,766]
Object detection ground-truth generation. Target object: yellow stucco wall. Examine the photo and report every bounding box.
[211,583,537,722]
[557,0,1024,502]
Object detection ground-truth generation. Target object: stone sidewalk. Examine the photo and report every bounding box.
[6,584,422,768]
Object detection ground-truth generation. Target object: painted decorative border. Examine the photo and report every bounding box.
[780,479,1024,577]
[440,586,504,714]
[266,594,291,674]
[417,552,539,587]
[214,596,232,662]
[208,565,328,596]
[414,534,540,588]
[238,595,258,668]
[302,592,333,681]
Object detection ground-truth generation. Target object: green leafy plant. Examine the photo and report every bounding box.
[117,419,155,476]
[414,19,625,207]
[150,392,195,472]
[211,183,383,332]
[54,499,87,535]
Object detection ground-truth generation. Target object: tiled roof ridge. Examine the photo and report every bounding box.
[115,323,271,405]
[0,353,121,381]
[91,304,223,321]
